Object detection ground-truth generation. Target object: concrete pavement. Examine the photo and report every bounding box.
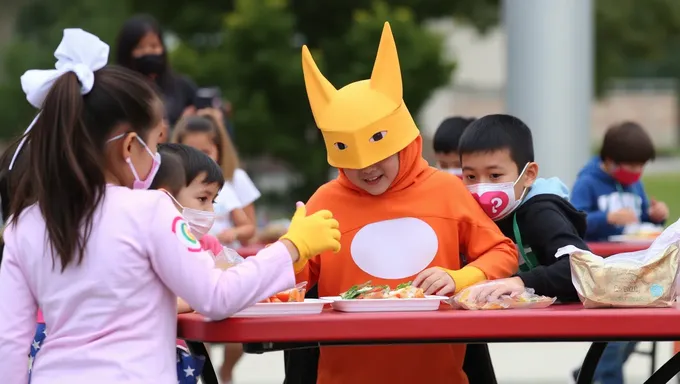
[209,341,678,383]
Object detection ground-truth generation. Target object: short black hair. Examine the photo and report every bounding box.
[458,114,534,172]
[600,121,656,164]
[157,143,225,189]
[149,150,186,196]
[433,116,475,153]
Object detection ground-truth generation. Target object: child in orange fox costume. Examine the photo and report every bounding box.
[297,22,519,384]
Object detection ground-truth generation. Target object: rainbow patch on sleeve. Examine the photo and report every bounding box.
[171,216,202,252]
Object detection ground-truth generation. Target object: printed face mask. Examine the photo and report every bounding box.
[162,191,216,239]
[466,164,529,221]
[612,166,641,186]
[108,133,161,190]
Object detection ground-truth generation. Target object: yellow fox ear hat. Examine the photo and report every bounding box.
[302,22,419,170]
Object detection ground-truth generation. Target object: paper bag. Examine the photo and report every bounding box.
[556,218,680,308]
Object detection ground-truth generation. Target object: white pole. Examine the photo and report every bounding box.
[504,0,593,188]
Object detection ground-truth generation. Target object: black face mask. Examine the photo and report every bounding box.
[133,54,166,76]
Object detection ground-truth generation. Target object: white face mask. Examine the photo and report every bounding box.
[162,191,216,239]
[465,164,529,221]
[441,167,463,178]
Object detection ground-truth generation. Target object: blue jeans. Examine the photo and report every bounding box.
[593,341,638,384]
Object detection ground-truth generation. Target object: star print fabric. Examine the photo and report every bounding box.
[28,323,46,380]
[28,323,204,383]
[176,346,205,384]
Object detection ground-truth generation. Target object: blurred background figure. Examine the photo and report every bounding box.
[432,116,476,177]
[115,14,198,130]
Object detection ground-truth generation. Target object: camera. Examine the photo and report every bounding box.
[194,87,222,110]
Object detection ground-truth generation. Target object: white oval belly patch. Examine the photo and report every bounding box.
[350,217,439,279]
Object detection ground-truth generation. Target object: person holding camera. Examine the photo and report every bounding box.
[115,14,198,128]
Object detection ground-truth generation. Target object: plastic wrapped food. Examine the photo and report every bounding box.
[261,282,308,303]
[214,248,245,270]
[449,281,556,310]
[556,226,680,308]
[339,281,425,300]
[623,223,664,238]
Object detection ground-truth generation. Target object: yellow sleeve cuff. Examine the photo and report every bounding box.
[441,266,487,293]
[293,258,307,274]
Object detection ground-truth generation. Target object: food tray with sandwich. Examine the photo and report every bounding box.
[321,281,448,312]
[609,223,663,243]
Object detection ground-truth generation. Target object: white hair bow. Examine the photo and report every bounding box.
[9,28,110,170]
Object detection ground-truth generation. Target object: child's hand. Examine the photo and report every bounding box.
[648,198,669,223]
[607,208,638,226]
[177,298,194,314]
[413,267,456,296]
[464,277,526,303]
[217,229,237,244]
[280,202,341,267]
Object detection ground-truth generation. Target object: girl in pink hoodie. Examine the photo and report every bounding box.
[3,29,340,384]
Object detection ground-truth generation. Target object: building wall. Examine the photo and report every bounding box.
[419,21,678,149]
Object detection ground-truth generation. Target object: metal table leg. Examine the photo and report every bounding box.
[187,341,219,384]
[645,351,680,384]
[576,342,607,384]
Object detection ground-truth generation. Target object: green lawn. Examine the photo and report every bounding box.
[643,173,680,224]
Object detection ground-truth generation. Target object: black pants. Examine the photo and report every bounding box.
[282,285,497,384]
[283,344,496,384]
[283,285,320,384]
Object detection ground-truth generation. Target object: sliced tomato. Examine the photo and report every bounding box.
[269,297,282,303]
[275,291,291,302]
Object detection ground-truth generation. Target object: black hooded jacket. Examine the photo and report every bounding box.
[496,193,588,302]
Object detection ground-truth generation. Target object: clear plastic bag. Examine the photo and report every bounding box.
[261,282,308,303]
[214,248,245,270]
[556,218,680,308]
[448,281,556,310]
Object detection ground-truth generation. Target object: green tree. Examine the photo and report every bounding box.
[172,0,454,200]
[594,0,680,94]
[0,0,131,140]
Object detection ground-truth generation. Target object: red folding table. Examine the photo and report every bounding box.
[178,303,680,384]
[587,241,652,256]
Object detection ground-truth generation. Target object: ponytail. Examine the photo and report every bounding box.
[12,73,106,271]
[9,29,157,272]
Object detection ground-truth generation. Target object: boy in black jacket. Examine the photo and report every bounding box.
[457,114,585,302]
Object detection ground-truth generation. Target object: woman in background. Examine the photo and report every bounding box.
[115,14,197,128]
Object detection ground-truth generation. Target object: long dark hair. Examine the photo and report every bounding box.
[10,66,160,272]
[115,14,174,92]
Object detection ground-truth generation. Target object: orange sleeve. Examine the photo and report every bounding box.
[459,218,518,282]
[295,255,320,287]
[293,185,333,288]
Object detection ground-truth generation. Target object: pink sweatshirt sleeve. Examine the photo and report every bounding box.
[0,223,37,383]
[148,196,296,320]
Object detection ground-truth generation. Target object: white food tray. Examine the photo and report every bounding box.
[230,299,332,318]
[608,235,656,244]
[320,296,447,313]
